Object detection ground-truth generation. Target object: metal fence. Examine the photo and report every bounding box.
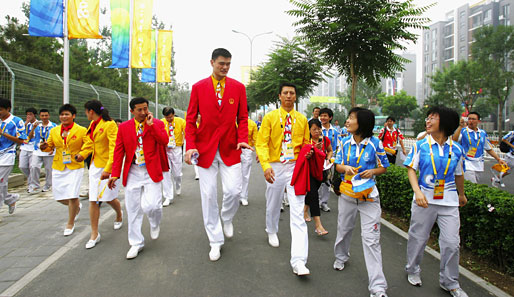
[0,56,175,126]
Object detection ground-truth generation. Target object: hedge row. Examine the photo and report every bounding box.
[376,165,514,274]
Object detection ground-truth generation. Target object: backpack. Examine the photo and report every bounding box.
[500,140,511,153]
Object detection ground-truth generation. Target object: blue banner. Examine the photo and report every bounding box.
[141,30,156,82]
[28,0,64,37]
[109,0,130,68]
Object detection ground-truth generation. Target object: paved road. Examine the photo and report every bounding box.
[0,155,501,297]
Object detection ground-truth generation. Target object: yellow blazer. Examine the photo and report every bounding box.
[161,117,186,147]
[79,119,118,173]
[46,123,87,171]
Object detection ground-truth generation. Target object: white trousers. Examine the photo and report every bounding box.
[463,170,482,183]
[19,150,35,188]
[240,148,253,201]
[406,201,461,290]
[125,165,163,247]
[334,194,387,294]
[319,182,330,206]
[162,146,183,200]
[265,162,308,267]
[198,150,241,247]
[29,155,54,190]
[0,166,17,209]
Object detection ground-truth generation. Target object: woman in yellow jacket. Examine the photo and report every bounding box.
[76,100,123,249]
[41,104,87,236]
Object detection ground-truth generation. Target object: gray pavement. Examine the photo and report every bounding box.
[0,156,503,297]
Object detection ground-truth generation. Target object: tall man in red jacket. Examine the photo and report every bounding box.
[185,48,251,262]
[108,97,169,259]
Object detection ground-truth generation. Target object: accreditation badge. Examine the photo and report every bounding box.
[168,137,176,149]
[434,179,445,199]
[282,142,294,160]
[62,150,72,164]
[135,148,145,166]
[466,147,477,158]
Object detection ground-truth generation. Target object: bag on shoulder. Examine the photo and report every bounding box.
[500,141,510,153]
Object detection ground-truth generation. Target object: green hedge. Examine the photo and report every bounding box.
[376,165,514,274]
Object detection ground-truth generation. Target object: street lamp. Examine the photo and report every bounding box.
[232,30,273,77]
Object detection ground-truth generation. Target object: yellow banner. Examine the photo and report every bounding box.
[67,0,102,39]
[131,0,153,68]
[157,30,173,82]
[310,96,339,103]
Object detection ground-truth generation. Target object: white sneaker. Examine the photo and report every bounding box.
[150,226,160,240]
[195,174,199,180]
[283,194,289,207]
[370,291,388,297]
[440,285,468,297]
[223,222,233,238]
[85,233,101,249]
[491,177,500,188]
[268,233,279,248]
[176,185,181,196]
[8,203,16,215]
[333,260,345,271]
[292,263,310,276]
[321,203,331,212]
[63,225,75,236]
[209,245,221,261]
[407,273,422,286]
[163,198,173,207]
[126,245,144,259]
[240,199,248,206]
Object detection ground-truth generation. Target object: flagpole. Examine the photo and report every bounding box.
[127,0,133,120]
[63,0,69,104]
[155,29,158,115]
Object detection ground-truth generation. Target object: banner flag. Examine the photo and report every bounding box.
[157,30,173,83]
[67,0,102,39]
[28,0,64,37]
[109,0,130,68]
[141,30,156,82]
[131,0,154,68]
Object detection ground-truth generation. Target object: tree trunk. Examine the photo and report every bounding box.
[498,98,504,139]
[350,53,357,107]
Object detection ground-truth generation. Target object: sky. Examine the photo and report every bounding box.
[0,0,476,87]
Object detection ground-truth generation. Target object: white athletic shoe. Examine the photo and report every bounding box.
[176,185,181,196]
[126,245,144,259]
[407,273,422,286]
[333,260,345,271]
[150,226,160,240]
[163,198,173,207]
[240,199,248,206]
[209,245,221,261]
[268,233,279,248]
[292,263,310,276]
[223,222,234,238]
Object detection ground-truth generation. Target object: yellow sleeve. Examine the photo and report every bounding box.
[251,123,258,147]
[256,115,272,172]
[303,119,310,146]
[79,134,94,159]
[104,121,118,173]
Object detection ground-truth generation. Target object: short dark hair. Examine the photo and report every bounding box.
[313,107,320,112]
[386,116,396,122]
[0,97,10,110]
[115,119,123,124]
[279,82,297,94]
[348,107,375,139]
[308,118,322,130]
[468,111,481,120]
[130,97,149,110]
[212,48,232,60]
[59,104,77,115]
[26,107,37,115]
[162,107,175,116]
[39,109,49,114]
[426,106,460,137]
[319,107,333,120]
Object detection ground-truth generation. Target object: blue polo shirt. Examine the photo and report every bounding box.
[33,121,57,156]
[0,114,27,166]
[458,127,492,172]
[322,124,339,152]
[503,131,514,154]
[20,121,36,152]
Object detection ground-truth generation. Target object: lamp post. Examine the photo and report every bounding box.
[232,30,273,78]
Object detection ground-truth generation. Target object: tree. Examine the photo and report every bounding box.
[428,60,483,112]
[246,36,325,110]
[379,90,417,128]
[288,0,432,107]
[472,25,514,137]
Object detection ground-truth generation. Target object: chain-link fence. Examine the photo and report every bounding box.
[0,56,177,127]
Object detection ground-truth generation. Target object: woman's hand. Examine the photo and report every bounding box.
[414,190,428,208]
[359,169,374,179]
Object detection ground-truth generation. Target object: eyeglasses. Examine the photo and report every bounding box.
[425,117,439,122]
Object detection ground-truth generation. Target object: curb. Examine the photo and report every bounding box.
[381,218,512,297]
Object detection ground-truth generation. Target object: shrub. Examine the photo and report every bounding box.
[377,165,514,274]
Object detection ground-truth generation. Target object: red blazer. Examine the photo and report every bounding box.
[185,76,248,168]
[291,144,326,196]
[111,118,169,186]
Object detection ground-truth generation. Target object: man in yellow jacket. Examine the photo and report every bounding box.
[240,107,258,206]
[256,83,311,276]
[161,107,186,206]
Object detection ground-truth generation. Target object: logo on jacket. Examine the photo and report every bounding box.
[229,98,235,104]
[71,135,77,140]
[98,128,104,134]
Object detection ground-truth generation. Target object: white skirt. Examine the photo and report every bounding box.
[52,167,84,200]
[89,161,119,202]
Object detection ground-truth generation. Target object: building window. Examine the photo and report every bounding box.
[444,36,454,48]
[503,4,510,18]
[432,51,437,61]
[484,9,492,23]
[424,32,429,52]
[472,14,483,29]
[444,48,454,60]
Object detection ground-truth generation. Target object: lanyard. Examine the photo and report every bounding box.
[40,125,50,140]
[167,121,174,136]
[428,137,453,178]
[0,122,7,138]
[136,122,144,148]
[279,113,296,128]
[346,139,368,166]
[466,129,481,148]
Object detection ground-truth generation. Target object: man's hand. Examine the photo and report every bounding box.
[414,190,429,208]
[33,121,40,127]
[459,118,467,128]
[185,149,198,165]
[459,194,467,207]
[264,168,275,184]
[108,177,118,190]
[237,142,254,151]
[39,142,48,151]
[498,159,507,167]
[255,155,260,163]
[146,112,154,126]
[100,171,111,180]
[402,148,407,156]
[74,154,84,162]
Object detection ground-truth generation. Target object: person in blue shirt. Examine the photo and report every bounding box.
[500,130,514,186]
[256,114,262,130]
[28,109,57,192]
[333,119,341,133]
[19,107,38,193]
[0,97,27,218]
[319,107,339,212]
[452,111,505,184]
[333,107,390,297]
[404,106,468,297]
